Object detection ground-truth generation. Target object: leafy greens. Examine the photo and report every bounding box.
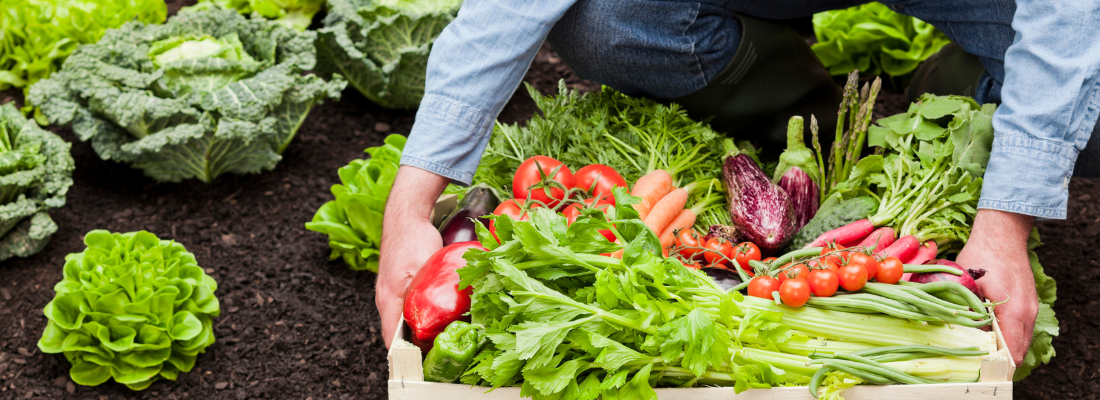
[315,0,461,109]
[183,0,325,31]
[474,82,730,231]
[28,8,346,183]
[0,0,167,105]
[1015,228,1059,381]
[812,3,950,78]
[0,102,74,261]
[38,230,220,390]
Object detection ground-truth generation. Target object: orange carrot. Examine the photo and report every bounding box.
[643,187,688,235]
[658,208,697,249]
[631,170,673,219]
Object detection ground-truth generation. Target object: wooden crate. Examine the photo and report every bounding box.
[390,197,1015,399]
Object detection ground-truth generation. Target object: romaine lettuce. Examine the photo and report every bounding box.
[28,9,346,183]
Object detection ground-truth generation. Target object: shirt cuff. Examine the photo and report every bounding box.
[978,133,1076,219]
[400,94,496,185]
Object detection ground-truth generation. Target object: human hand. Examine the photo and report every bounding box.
[956,209,1036,366]
[377,166,449,348]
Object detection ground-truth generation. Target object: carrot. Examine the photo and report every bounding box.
[806,219,875,248]
[631,170,673,219]
[643,187,688,235]
[658,208,696,249]
[856,227,896,252]
[875,235,920,261]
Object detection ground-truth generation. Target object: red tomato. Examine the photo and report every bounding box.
[777,263,810,284]
[807,269,840,297]
[875,257,905,284]
[820,244,849,266]
[681,260,702,270]
[838,264,868,291]
[489,199,538,239]
[561,198,615,241]
[703,237,734,265]
[513,156,574,208]
[733,242,761,272]
[573,164,628,205]
[673,229,704,260]
[779,278,811,307]
[847,252,878,281]
[747,276,781,299]
[809,258,839,273]
[762,257,777,263]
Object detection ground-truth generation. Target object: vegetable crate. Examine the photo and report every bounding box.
[388,197,1016,399]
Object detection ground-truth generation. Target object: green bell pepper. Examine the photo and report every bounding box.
[422,321,480,383]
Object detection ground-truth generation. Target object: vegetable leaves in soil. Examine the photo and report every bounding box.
[29,9,345,183]
[812,3,950,78]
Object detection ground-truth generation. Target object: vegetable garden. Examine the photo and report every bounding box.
[0,1,1095,399]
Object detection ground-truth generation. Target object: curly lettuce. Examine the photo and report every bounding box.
[38,230,220,390]
[29,9,346,183]
[0,0,167,101]
[0,102,74,260]
[315,0,461,109]
[184,0,325,31]
[812,3,950,77]
[1015,228,1059,381]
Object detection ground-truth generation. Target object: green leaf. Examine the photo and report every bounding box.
[184,0,325,31]
[811,3,950,77]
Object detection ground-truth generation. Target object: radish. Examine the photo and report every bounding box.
[900,240,938,281]
[806,219,875,248]
[876,235,919,261]
[855,227,896,252]
[907,259,986,299]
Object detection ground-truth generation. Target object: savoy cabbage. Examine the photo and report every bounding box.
[29,9,346,183]
[315,0,461,109]
[184,0,326,31]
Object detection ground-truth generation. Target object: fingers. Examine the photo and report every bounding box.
[993,297,1037,366]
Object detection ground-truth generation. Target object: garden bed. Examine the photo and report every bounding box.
[0,4,1095,399]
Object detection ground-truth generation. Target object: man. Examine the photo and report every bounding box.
[376,0,1100,368]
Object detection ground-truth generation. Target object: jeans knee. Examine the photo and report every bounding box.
[547,0,741,98]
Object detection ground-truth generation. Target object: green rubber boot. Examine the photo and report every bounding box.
[672,14,841,147]
[904,43,986,102]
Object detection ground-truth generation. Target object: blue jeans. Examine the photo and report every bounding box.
[546,0,1100,177]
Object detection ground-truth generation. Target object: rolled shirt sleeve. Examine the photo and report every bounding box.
[980,0,1100,219]
[400,0,578,184]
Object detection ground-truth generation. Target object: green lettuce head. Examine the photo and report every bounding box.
[0,102,74,261]
[811,3,950,77]
[315,0,461,109]
[38,230,220,391]
[29,9,346,183]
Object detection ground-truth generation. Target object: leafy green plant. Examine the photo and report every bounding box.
[184,0,325,31]
[38,230,220,390]
[315,0,461,109]
[306,134,404,272]
[0,102,74,260]
[0,0,167,107]
[29,9,346,183]
[1016,228,1059,381]
[811,3,950,77]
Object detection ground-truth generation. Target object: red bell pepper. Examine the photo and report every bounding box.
[402,241,485,351]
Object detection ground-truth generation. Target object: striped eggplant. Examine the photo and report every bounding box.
[722,140,797,256]
[779,167,819,230]
[773,116,821,230]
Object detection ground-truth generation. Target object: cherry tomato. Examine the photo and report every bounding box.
[513,156,574,208]
[838,264,868,291]
[779,278,811,307]
[847,252,878,281]
[489,199,539,239]
[762,257,777,263]
[561,198,615,241]
[809,258,839,273]
[807,269,840,297]
[820,243,849,266]
[747,276,781,300]
[572,164,628,205]
[732,242,761,272]
[703,237,734,266]
[681,260,702,270]
[673,229,704,260]
[875,257,905,284]
[777,263,810,284]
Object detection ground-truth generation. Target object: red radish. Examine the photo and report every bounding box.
[900,240,938,281]
[907,259,986,299]
[875,235,919,261]
[806,219,875,248]
[856,227,896,252]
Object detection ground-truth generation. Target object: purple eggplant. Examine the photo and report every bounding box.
[779,168,819,230]
[722,141,797,256]
[439,187,500,246]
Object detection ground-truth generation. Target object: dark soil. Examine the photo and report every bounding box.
[0,4,1094,399]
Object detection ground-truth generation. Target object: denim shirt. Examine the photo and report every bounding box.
[400,0,1100,220]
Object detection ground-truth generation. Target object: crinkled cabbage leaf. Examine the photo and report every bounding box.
[812,3,950,77]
